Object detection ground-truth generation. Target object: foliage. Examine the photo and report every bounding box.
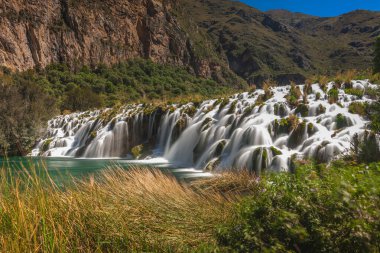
[335,113,347,129]
[0,166,233,252]
[0,159,380,252]
[255,80,275,105]
[286,82,302,107]
[374,36,380,74]
[295,103,309,117]
[217,161,380,252]
[328,86,339,104]
[131,144,143,159]
[367,87,380,133]
[0,74,56,155]
[3,59,234,112]
[334,69,357,87]
[348,102,368,116]
[0,59,237,156]
[350,132,380,163]
[344,88,364,98]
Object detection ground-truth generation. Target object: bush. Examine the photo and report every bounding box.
[62,86,104,111]
[374,36,380,74]
[295,103,309,117]
[286,82,302,107]
[345,88,364,98]
[348,102,368,116]
[217,162,380,252]
[351,132,380,163]
[328,87,339,104]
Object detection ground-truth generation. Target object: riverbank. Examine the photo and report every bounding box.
[0,160,379,252]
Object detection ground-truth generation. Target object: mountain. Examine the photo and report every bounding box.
[176,0,380,84]
[0,0,379,85]
[0,0,240,85]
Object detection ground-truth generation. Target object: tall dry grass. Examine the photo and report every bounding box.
[0,165,237,252]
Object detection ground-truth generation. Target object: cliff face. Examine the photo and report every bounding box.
[0,0,217,78]
[1,0,379,86]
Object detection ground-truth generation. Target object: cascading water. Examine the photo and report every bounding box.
[32,80,378,173]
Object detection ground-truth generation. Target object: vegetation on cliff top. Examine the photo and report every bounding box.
[0,59,238,156]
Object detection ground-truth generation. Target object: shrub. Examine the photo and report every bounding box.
[351,132,380,163]
[374,36,380,74]
[286,82,302,107]
[295,103,309,117]
[0,166,233,252]
[217,162,380,252]
[328,87,339,104]
[348,102,368,116]
[315,75,329,91]
[334,69,357,88]
[335,113,347,129]
[62,86,104,111]
[131,144,144,158]
[344,88,364,98]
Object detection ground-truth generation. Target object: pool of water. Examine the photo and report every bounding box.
[0,157,211,184]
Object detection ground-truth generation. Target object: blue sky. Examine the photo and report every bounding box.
[239,0,380,17]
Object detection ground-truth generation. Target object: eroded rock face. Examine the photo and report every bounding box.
[0,0,211,77]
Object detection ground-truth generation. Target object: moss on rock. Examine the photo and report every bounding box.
[131,144,143,159]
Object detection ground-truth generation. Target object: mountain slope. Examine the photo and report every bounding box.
[0,0,242,86]
[0,0,379,86]
[177,0,380,84]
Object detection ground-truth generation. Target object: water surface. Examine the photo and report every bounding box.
[0,157,210,184]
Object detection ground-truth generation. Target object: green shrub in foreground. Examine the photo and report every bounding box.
[217,161,380,252]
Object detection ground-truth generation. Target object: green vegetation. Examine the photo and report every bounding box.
[286,82,302,107]
[348,102,368,116]
[374,36,380,74]
[255,80,275,105]
[217,161,380,252]
[328,86,339,104]
[344,88,364,98]
[1,59,236,112]
[368,87,380,133]
[131,144,144,159]
[1,160,379,252]
[295,103,309,117]
[0,166,233,252]
[351,131,380,163]
[0,74,56,156]
[335,113,348,129]
[0,59,238,156]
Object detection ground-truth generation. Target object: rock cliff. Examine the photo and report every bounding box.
[0,0,226,80]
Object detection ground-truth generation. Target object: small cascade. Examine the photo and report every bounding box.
[32,80,378,173]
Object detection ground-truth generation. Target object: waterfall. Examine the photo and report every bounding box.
[32,80,377,173]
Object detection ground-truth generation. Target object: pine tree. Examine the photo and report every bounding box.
[374,36,380,74]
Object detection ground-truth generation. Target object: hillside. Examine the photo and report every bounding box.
[0,0,240,85]
[0,0,379,86]
[176,0,380,84]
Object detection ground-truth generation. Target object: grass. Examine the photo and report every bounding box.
[217,161,380,252]
[1,161,379,252]
[0,165,235,252]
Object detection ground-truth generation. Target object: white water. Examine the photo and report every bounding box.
[32,80,377,173]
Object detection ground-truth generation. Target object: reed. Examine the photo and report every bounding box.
[0,164,235,252]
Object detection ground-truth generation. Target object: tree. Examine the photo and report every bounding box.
[0,74,56,156]
[374,36,380,74]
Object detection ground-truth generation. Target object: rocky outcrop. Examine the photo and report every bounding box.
[0,0,219,79]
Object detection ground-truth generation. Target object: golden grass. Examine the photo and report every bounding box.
[191,170,260,195]
[0,165,237,252]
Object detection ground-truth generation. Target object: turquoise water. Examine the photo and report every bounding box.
[0,157,210,183]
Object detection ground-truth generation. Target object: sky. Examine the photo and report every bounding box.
[239,0,380,17]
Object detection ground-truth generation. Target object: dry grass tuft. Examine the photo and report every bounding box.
[0,165,235,252]
[191,170,260,196]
